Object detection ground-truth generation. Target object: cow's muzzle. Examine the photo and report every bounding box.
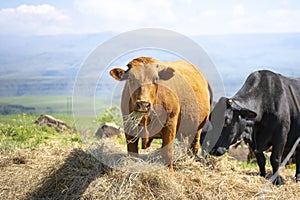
[134,101,151,113]
[209,147,227,156]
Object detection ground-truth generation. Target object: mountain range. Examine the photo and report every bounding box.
[1,32,300,100]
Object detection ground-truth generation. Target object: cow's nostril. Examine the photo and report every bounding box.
[135,101,151,112]
[136,103,141,110]
[145,103,151,110]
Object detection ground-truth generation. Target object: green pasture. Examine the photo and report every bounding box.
[0,95,118,114]
[0,113,80,154]
[0,103,123,154]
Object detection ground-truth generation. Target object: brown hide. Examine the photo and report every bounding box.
[110,57,211,169]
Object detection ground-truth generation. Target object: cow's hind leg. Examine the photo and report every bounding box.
[189,129,202,155]
[295,145,300,182]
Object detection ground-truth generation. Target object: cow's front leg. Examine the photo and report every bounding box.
[270,143,285,186]
[125,133,139,156]
[161,124,177,170]
[270,126,289,186]
[270,153,283,186]
[255,152,266,177]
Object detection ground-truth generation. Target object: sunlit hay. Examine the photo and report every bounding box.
[123,111,145,143]
[87,135,164,173]
[84,165,185,200]
[83,143,185,199]
[2,138,300,200]
[87,138,127,173]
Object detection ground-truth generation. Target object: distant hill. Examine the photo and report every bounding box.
[1,32,300,99]
[194,32,300,96]
[0,32,115,98]
[0,104,36,115]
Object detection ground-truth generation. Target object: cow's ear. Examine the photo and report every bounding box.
[110,68,127,81]
[240,108,257,119]
[158,67,175,80]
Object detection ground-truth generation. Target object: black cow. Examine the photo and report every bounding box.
[204,70,300,185]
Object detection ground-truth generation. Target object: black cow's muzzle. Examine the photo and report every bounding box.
[210,147,227,156]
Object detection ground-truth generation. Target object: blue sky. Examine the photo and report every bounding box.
[1,0,300,35]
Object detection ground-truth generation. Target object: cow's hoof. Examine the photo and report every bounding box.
[260,172,266,178]
[295,174,300,182]
[168,164,174,172]
[273,176,283,186]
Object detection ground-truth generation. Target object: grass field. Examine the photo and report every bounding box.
[0,114,299,199]
[0,95,117,114]
[0,114,81,154]
[0,96,71,113]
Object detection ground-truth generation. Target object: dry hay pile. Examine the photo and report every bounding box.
[0,137,299,200]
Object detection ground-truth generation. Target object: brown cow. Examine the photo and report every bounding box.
[110,57,212,169]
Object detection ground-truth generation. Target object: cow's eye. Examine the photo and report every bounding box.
[153,77,159,84]
[224,118,231,127]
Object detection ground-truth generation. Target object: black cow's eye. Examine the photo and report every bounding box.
[226,118,231,124]
[223,122,228,128]
[224,118,231,127]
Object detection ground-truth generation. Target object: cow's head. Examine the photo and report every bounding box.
[110,57,175,115]
[206,97,257,156]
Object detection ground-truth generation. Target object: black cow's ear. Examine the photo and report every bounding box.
[158,67,175,80]
[240,108,257,119]
[110,68,128,81]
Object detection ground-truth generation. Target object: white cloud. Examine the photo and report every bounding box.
[281,0,289,6]
[233,4,245,16]
[0,4,71,35]
[229,9,300,34]
[72,0,300,35]
[74,0,175,32]
[75,0,173,17]
[202,10,217,17]
[1,1,300,35]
